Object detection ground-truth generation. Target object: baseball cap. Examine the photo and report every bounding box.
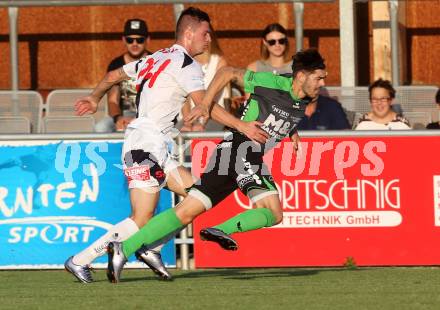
[124,19,148,37]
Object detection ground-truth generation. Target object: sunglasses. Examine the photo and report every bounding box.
[125,37,146,44]
[265,38,287,46]
[371,97,391,103]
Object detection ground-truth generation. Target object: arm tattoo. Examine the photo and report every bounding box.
[231,68,246,88]
[92,68,127,99]
[117,67,128,80]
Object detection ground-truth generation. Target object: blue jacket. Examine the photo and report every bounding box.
[297,95,350,130]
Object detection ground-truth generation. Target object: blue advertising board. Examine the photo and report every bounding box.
[0,139,175,269]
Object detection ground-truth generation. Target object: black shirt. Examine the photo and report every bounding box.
[106,53,151,114]
[107,55,126,72]
[426,122,440,129]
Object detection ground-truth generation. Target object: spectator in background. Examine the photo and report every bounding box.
[95,19,151,132]
[426,88,440,129]
[247,31,349,131]
[355,78,411,130]
[297,94,350,130]
[180,23,230,131]
[226,23,293,122]
[247,23,292,75]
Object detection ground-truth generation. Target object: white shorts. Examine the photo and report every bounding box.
[122,127,179,189]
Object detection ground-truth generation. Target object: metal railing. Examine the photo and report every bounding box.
[2,0,336,92]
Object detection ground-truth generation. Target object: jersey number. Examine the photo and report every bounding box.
[136,58,171,91]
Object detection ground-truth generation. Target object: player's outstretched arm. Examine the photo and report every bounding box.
[203,66,246,106]
[185,66,246,124]
[210,104,268,144]
[75,67,128,116]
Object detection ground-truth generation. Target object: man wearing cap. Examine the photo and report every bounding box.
[95,19,152,133]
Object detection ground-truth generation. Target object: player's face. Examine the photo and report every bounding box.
[370,87,393,118]
[263,31,288,58]
[191,21,211,56]
[124,35,147,58]
[302,69,327,99]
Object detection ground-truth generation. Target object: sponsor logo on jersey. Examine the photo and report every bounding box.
[261,113,292,140]
[272,105,291,117]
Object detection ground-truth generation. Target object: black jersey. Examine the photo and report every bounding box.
[239,70,310,143]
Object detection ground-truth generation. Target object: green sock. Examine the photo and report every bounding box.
[214,208,276,235]
[122,208,183,258]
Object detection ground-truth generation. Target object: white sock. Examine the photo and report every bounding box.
[72,218,139,266]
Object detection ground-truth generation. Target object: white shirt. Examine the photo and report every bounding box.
[188,54,229,109]
[355,113,411,130]
[123,44,205,133]
[200,54,229,107]
[184,54,230,131]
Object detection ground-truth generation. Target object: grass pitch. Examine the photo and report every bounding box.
[0,267,439,310]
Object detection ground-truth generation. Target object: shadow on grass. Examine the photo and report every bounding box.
[119,267,361,283]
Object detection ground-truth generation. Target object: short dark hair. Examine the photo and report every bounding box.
[368,78,396,99]
[291,48,326,77]
[176,7,210,38]
[435,88,440,104]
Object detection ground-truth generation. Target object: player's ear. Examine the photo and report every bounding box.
[185,25,196,43]
[296,71,306,83]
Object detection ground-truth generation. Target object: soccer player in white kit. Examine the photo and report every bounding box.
[65,7,267,283]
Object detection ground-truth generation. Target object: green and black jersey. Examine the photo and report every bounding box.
[237,70,310,143]
[190,71,308,206]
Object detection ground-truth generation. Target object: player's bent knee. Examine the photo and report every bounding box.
[174,209,193,226]
[257,206,282,226]
[252,192,283,226]
[175,204,204,225]
[271,209,283,225]
[187,188,213,210]
[175,193,209,225]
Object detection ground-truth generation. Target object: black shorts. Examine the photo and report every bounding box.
[189,135,278,209]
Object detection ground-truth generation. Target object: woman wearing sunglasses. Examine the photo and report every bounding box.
[247,23,292,75]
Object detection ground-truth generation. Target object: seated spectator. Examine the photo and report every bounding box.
[95,19,151,132]
[297,95,350,130]
[247,23,292,75]
[355,79,411,130]
[426,88,440,129]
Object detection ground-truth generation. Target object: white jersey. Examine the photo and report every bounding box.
[123,44,205,133]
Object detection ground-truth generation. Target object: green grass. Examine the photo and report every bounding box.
[0,267,439,310]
